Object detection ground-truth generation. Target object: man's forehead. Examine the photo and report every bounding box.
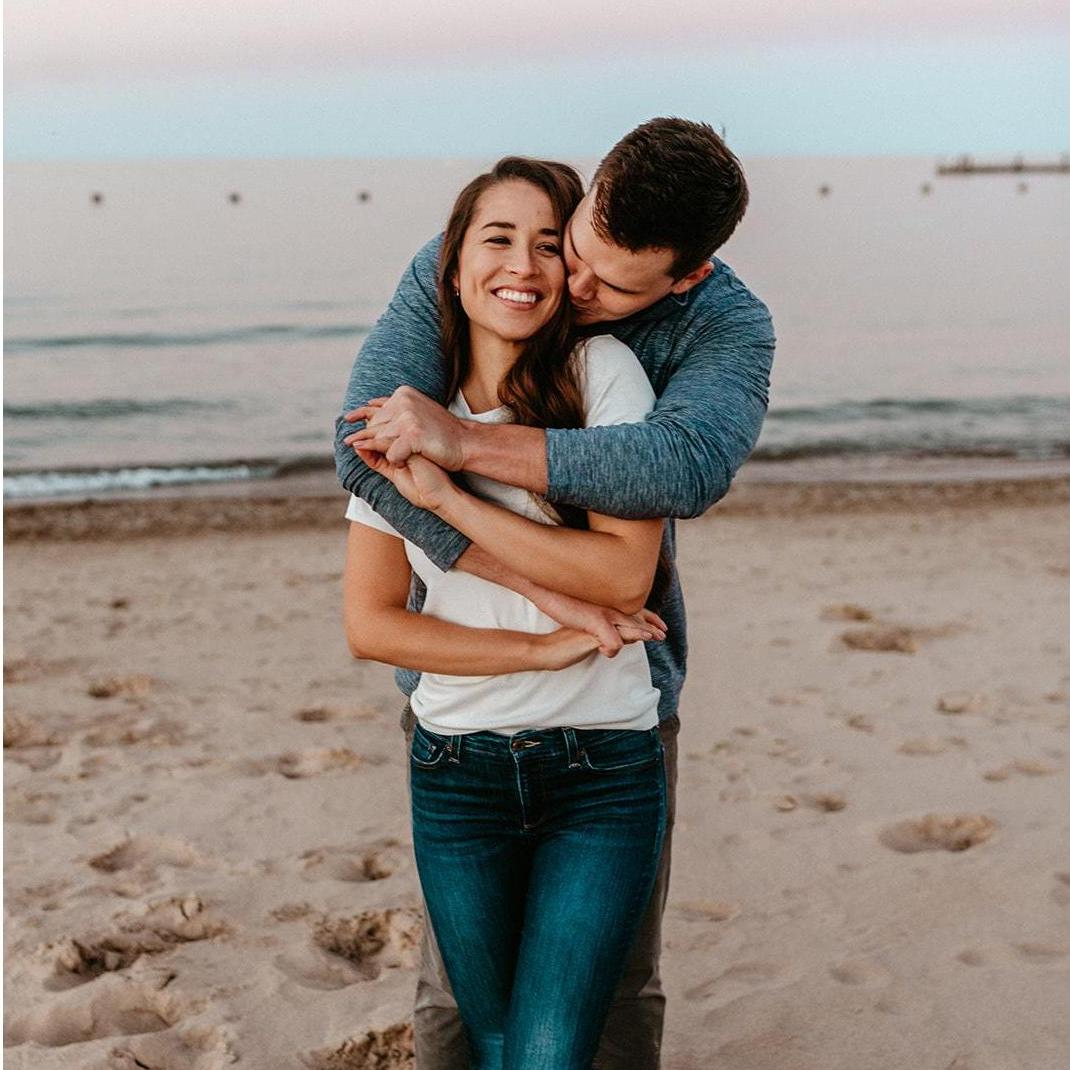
[568,203,675,291]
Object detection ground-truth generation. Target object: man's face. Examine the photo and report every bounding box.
[564,193,712,325]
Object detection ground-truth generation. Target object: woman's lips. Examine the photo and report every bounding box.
[492,287,541,309]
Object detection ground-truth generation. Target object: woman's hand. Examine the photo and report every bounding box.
[526,586,667,657]
[534,628,602,671]
[355,448,458,513]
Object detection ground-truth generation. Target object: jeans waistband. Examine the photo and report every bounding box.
[418,723,656,768]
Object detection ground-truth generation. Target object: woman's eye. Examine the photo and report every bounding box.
[485,236,510,245]
[539,243,561,255]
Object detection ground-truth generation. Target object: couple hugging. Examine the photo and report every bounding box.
[336,118,775,1070]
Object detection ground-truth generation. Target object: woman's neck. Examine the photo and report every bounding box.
[463,329,522,414]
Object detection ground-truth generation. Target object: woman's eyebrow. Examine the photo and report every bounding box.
[481,221,560,236]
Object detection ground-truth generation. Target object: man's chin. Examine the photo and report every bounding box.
[573,307,600,326]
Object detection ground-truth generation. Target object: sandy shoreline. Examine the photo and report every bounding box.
[4,478,1068,1068]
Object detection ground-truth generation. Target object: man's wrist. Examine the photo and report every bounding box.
[457,418,486,473]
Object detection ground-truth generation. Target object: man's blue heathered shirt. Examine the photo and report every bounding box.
[335,235,775,723]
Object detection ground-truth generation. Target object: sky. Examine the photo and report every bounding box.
[4,0,1067,160]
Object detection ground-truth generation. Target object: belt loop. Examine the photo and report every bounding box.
[448,733,462,764]
[563,727,582,769]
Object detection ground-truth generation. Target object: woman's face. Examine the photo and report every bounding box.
[455,180,566,347]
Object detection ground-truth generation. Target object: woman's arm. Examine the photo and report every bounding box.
[343,521,601,673]
[355,449,662,614]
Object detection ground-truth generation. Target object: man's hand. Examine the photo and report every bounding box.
[526,585,667,658]
[344,386,468,470]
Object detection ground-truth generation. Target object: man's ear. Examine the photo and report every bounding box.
[669,261,714,295]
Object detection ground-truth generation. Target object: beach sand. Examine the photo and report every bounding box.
[4,477,1068,1069]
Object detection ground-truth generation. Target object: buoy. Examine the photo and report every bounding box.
[228,191,242,204]
[818,184,831,197]
[920,183,932,196]
[357,190,371,203]
[1017,181,1028,194]
[90,192,104,205]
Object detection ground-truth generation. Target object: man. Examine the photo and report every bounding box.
[335,117,774,1069]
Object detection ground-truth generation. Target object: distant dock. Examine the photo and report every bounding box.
[937,154,1069,176]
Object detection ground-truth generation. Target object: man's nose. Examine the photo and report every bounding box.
[568,268,595,302]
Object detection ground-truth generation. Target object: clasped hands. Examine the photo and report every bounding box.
[342,388,667,655]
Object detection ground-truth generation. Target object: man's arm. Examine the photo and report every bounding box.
[334,234,473,572]
[350,295,775,521]
[544,303,775,519]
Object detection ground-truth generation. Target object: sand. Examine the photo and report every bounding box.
[3,478,1068,1069]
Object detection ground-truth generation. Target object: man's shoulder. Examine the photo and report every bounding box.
[684,258,772,330]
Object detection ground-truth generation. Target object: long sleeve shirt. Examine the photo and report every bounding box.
[335,234,775,722]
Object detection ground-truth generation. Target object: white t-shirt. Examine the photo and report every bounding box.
[346,334,661,736]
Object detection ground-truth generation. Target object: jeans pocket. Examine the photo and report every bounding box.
[410,723,450,769]
[581,727,662,773]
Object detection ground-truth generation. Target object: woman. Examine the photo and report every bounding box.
[343,157,667,1070]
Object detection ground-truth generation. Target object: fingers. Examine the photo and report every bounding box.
[342,399,389,423]
[639,608,669,632]
[384,439,415,465]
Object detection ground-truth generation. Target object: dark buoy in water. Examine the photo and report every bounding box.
[228,191,242,204]
[357,190,371,203]
[90,191,104,205]
[920,182,932,196]
[818,184,831,197]
[1017,181,1028,194]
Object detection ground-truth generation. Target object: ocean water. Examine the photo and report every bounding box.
[4,156,1068,500]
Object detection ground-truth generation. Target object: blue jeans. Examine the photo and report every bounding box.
[409,722,668,1070]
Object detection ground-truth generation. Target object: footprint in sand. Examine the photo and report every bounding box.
[840,622,959,654]
[105,1024,238,1069]
[820,603,875,622]
[4,711,65,750]
[3,973,184,1048]
[1012,941,1070,965]
[82,714,187,748]
[983,758,1061,782]
[879,814,997,853]
[88,674,155,700]
[48,896,225,988]
[294,705,380,724]
[828,957,891,986]
[300,840,405,884]
[240,748,365,778]
[274,908,422,991]
[303,1022,414,1070]
[897,736,968,756]
[684,960,788,1003]
[89,835,203,876]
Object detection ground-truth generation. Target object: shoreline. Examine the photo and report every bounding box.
[4,462,1067,542]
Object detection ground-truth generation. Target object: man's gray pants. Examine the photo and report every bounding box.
[401,704,680,1070]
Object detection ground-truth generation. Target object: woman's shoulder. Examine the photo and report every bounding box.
[573,334,656,427]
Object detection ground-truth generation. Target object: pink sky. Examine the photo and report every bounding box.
[6,0,1067,83]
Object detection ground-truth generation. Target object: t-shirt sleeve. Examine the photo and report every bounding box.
[580,335,656,428]
[345,493,404,538]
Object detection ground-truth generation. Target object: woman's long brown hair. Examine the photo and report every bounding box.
[438,156,670,610]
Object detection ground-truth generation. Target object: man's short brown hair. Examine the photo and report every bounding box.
[591,117,749,279]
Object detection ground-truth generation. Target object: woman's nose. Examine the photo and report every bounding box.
[506,247,537,277]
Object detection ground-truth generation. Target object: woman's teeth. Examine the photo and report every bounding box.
[494,288,538,305]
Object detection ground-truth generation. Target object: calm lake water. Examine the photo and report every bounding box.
[4,156,1068,499]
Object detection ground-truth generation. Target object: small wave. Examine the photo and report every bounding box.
[766,395,1069,423]
[4,322,370,354]
[3,463,276,500]
[4,398,235,420]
